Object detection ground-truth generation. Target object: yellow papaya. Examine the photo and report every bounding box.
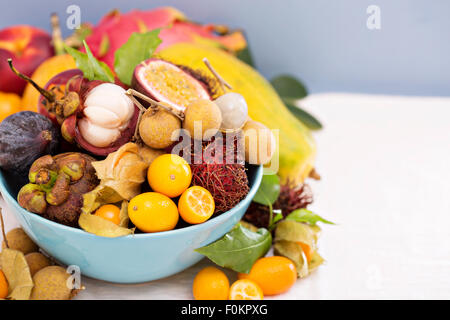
[158,43,316,184]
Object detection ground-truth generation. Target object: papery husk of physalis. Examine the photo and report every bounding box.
[137,144,165,166]
[78,206,134,238]
[274,220,318,248]
[118,200,130,228]
[82,143,149,214]
[82,185,122,214]
[308,251,325,273]
[273,240,309,278]
[238,220,259,232]
[0,248,34,300]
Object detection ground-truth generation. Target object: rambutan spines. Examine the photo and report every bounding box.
[191,163,249,214]
[189,132,249,214]
[243,183,314,229]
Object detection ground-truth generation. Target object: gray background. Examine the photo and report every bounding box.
[2,0,449,96]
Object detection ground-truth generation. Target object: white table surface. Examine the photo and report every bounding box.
[1,93,450,299]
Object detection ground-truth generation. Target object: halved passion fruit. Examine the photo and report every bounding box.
[132,59,211,113]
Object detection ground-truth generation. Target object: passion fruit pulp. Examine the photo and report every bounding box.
[132,59,211,113]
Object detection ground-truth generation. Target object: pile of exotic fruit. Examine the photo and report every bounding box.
[0,7,333,300]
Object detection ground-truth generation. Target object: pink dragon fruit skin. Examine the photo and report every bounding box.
[85,7,246,68]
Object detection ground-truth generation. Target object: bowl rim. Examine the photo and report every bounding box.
[0,165,263,239]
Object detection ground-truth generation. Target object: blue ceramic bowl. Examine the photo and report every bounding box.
[0,165,262,283]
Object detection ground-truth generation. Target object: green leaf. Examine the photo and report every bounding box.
[64,41,115,83]
[195,225,272,273]
[285,209,335,226]
[271,75,308,99]
[269,208,283,231]
[284,100,323,130]
[252,174,280,206]
[236,46,255,67]
[114,30,162,86]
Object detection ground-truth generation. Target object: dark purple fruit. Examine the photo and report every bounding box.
[17,153,99,226]
[0,111,59,174]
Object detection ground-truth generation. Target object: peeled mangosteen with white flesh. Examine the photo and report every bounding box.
[8,61,140,157]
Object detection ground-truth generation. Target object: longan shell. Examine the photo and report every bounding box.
[25,252,52,277]
[2,228,38,254]
[243,119,276,165]
[30,266,72,300]
[139,109,181,149]
[183,100,222,140]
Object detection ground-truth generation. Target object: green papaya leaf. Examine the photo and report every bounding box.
[273,240,309,278]
[114,30,162,86]
[252,174,280,206]
[284,101,323,130]
[195,225,272,273]
[274,220,316,247]
[0,249,34,300]
[64,41,115,82]
[286,209,334,226]
[236,46,255,67]
[271,75,308,99]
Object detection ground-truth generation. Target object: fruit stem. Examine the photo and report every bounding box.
[7,59,55,103]
[202,58,233,92]
[50,13,65,56]
[308,168,321,180]
[125,93,146,141]
[126,89,185,121]
[0,209,8,248]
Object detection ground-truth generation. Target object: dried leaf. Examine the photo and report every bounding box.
[273,240,309,278]
[83,143,149,213]
[78,213,134,238]
[274,220,317,248]
[119,201,129,228]
[0,249,34,300]
[82,184,122,214]
[138,145,165,166]
[309,251,325,273]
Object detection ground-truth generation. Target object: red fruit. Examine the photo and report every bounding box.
[189,133,249,214]
[84,7,246,68]
[0,26,53,95]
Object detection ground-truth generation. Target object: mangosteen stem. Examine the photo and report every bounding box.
[0,209,8,248]
[7,59,55,103]
[202,58,233,92]
[50,13,65,56]
[125,89,185,121]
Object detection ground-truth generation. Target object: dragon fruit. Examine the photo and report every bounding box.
[84,7,247,68]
